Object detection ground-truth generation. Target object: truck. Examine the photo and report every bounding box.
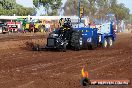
[6,22,21,33]
[33,18,116,51]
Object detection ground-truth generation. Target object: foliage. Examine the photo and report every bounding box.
[0,0,35,16]
[63,0,77,16]
[64,0,130,20]
[33,0,62,15]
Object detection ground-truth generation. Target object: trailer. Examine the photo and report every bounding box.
[73,21,116,49]
[96,22,116,48]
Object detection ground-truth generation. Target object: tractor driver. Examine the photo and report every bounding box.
[58,18,73,40]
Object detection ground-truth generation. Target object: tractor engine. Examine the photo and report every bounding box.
[46,18,73,51]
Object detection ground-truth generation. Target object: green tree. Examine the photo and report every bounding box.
[96,0,109,18]
[64,0,130,20]
[64,0,77,16]
[64,0,92,16]
[0,0,35,16]
[33,0,62,15]
[109,1,130,20]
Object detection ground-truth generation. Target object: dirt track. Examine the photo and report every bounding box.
[0,33,131,88]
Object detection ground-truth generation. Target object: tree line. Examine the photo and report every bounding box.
[33,0,62,15]
[64,0,130,20]
[0,0,130,21]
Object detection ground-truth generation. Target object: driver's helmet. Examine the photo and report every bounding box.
[64,18,72,26]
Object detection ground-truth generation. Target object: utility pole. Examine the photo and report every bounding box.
[78,0,80,18]
[78,0,81,28]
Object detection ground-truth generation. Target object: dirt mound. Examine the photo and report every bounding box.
[0,33,47,50]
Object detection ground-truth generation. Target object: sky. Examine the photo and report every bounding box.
[16,0,67,15]
[16,0,66,7]
[16,0,132,14]
[16,0,33,7]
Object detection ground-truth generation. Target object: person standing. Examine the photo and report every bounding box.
[45,21,50,32]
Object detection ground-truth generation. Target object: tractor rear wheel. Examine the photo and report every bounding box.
[71,31,83,50]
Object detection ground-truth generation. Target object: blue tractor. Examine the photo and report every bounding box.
[44,18,83,51]
[33,18,116,51]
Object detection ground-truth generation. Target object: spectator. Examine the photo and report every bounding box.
[45,21,50,32]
